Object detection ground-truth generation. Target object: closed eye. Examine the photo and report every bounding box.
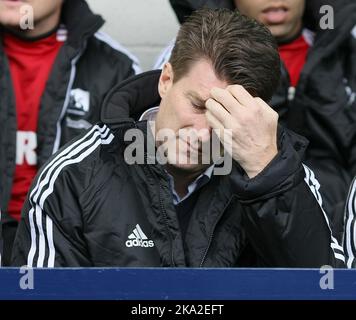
[192,103,206,112]
[185,91,207,112]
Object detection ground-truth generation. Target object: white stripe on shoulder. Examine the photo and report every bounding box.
[39,125,113,202]
[30,125,107,203]
[27,124,114,267]
[302,164,345,263]
[94,31,141,74]
[345,177,356,268]
[27,125,103,267]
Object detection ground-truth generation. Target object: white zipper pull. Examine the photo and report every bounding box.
[288,86,296,101]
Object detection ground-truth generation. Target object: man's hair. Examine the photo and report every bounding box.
[169,8,281,101]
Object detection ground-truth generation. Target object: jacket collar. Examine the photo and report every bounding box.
[101,70,162,126]
[61,0,104,49]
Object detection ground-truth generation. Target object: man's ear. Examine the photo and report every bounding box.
[158,62,174,98]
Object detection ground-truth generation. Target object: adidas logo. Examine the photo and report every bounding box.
[125,224,155,248]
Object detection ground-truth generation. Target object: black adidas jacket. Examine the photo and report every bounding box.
[12,71,345,268]
[0,0,139,229]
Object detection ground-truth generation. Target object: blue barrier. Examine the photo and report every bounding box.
[0,268,356,300]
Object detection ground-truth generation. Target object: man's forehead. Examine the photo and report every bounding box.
[183,59,228,89]
[184,80,229,102]
[185,90,208,102]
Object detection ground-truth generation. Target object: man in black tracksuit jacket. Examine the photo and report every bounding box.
[167,0,356,257]
[12,9,345,268]
[0,0,139,265]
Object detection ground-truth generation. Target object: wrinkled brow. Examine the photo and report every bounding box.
[185,91,207,105]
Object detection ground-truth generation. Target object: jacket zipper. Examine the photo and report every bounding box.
[200,197,233,267]
[158,185,176,266]
[144,152,176,266]
[52,44,87,155]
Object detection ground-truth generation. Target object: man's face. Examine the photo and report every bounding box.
[0,0,63,28]
[233,0,305,41]
[156,60,228,173]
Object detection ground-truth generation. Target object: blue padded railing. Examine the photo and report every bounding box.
[0,268,355,300]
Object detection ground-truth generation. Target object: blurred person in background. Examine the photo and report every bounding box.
[0,0,140,266]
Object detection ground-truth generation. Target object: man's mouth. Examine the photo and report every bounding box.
[261,6,289,24]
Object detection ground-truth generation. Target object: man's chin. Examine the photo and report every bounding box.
[166,162,209,174]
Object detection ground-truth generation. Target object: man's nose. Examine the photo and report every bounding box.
[193,115,212,142]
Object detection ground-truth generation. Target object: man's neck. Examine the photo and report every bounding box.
[165,165,204,199]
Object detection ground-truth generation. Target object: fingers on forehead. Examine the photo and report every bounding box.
[227,85,254,106]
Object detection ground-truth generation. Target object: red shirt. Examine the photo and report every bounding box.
[278,34,310,87]
[4,31,64,221]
